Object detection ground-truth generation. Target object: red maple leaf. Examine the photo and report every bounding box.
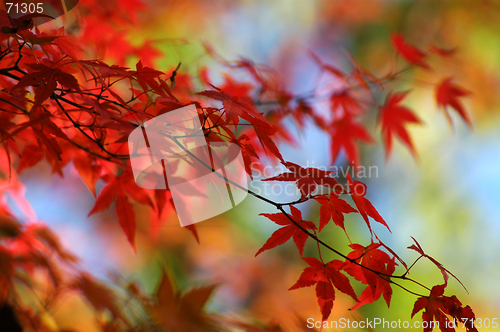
[289,257,358,321]
[330,90,363,116]
[88,171,153,249]
[228,134,259,179]
[115,193,136,250]
[196,90,285,163]
[262,161,339,198]
[197,87,266,124]
[343,243,396,309]
[316,281,335,323]
[351,277,394,311]
[391,32,430,69]
[15,63,80,112]
[378,91,422,159]
[131,60,166,96]
[252,119,285,163]
[309,51,346,80]
[6,108,72,161]
[412,285,453,332]
[435,78,472,128]
[314,193,357,232]
[442,296,478,332]
[346,50,384,90]
[408,237,466,290]
[256,206,316,256]
[412,284,478,332]
[330,115,374,166]
[219,74,254,100]
[346,173,390,233]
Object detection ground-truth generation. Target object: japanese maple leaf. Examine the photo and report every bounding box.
[293,100,325,130]
[72,150,101,197]
[88,171,153,249]
[152,190,199,243]
[435,78,472,128]
[252,119,285,163]
[219,74,254,99]
[150,270,222,332]
[5,108,71,161]
[229,56,269,89]
[262,161,339,198]
[314,193,357,232]
[289,257,358,321]
[316,282,335,322]
[343,243,396,309]
[330,90,363,116]
[442,296,478,332]
[17,144,43,173]
[15,63,80,112]
[330,115,374,166]
[197,87,266,124]
[228,134,259,179]
[309,51,346,79]
[197,87,283,162]
[256,206,316,256]
[351,278,394,311]
[131,60,167,96]
[411,284,479,332]
[346,50,384,90]
[346,173,390,233]
[73,273,125,322]
[391,33,430,69]
[378,91,422,159]
[408,237,466,290]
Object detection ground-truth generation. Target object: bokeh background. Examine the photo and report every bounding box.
[14,0,500,330]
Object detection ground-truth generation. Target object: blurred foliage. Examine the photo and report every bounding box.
[0,0,499,331]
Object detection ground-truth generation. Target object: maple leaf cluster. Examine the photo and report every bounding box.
[0,3,479,330]
[412,285,478,332]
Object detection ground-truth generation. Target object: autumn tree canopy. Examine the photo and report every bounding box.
[1,1,498,331]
